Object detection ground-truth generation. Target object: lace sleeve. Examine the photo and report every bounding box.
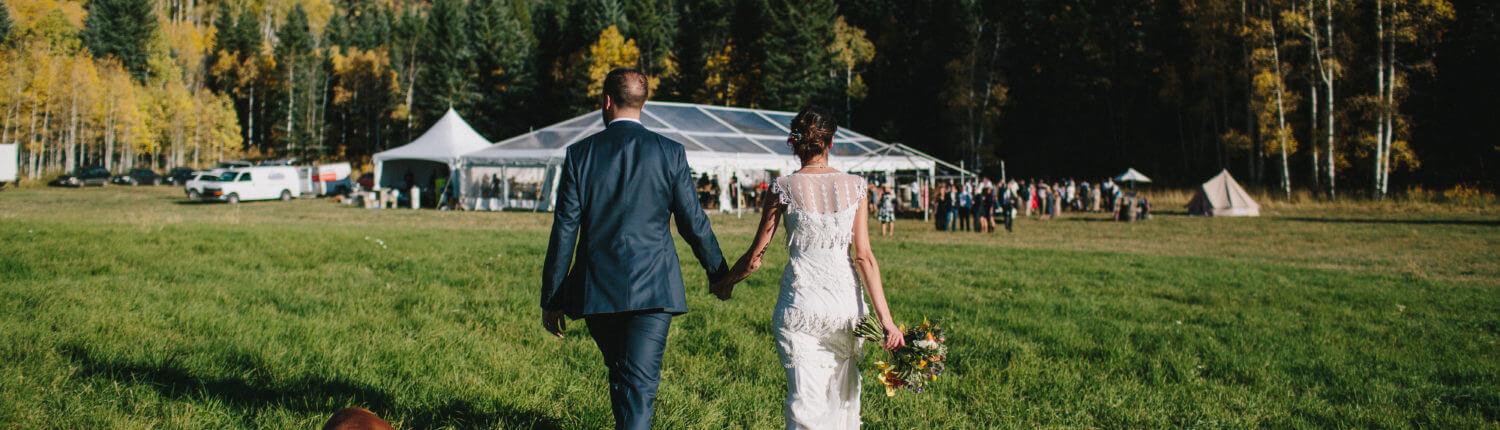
[839,174,867,212]
[771,178,794,208]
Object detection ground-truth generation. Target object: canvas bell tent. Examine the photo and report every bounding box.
[460,102,949,211]
[1187,170,1260,216]
[372,109,492,193]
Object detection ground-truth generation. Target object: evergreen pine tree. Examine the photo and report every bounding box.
[414,0,478,126]
[581,0,629,41]
[0,1,12,44]
[471,0,536,137]
[625,0,680,93]
[758,0,839,110]
[274,4,316,155]
[80,0,159,82]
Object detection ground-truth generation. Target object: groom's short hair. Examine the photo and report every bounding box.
[603,68,649,109]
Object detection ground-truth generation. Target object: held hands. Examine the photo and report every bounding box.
[710,256,761,301]
[709,277,735,301]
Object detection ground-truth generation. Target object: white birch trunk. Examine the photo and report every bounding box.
[66,86,78,173]
[1381,17,1396,196]
[1324,0,1336,199]
[1270,17,1292,199]
[248,87,255,149]
[1373,0,1386,199]
[287,67,295,156]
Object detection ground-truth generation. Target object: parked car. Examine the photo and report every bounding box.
[113,168,162,186]
[182,172,220,199]
[164,167,197,185]
[356,173,375,191]
[52,166,112,187]
[200,166,301,203]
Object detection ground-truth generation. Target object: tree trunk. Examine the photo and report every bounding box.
[1271,18,1291,199]
[318,73,330,155]
[104,114,115,172]
[1241,0,1259,187]
[1324,0,1336,199]
[1373,0,1386,199]
[248,87,255,150]
[287,66,295,156]
[1381,14,1396,196]
[1310,78,1320,194]
[40,110,51,174]
[26,107,37,178]
[66,87,78,173]
[1306,0,1321,195]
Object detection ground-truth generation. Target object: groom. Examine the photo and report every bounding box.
[541,67,728,430]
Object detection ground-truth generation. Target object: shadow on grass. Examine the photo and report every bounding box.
[59,345,563,429]
[1281,217,1500,226]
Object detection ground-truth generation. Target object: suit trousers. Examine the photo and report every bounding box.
[586,311,673,430]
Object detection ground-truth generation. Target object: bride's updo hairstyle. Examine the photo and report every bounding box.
[788,106,837,161]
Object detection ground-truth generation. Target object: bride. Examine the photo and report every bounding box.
[711,106,905,429]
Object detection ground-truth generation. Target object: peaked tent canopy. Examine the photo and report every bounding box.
[461,102,952,210]
[372,108,493,190]
[1115,168,1152,183]
[1187,170,1260,216]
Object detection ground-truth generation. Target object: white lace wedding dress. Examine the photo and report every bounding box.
[771,172,870,430]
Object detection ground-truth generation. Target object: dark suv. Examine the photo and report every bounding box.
[113,168,163,186]
[53,167,113,187]
[164,167,197,185]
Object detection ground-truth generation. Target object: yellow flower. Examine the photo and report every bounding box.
[875,361,891,371]
[918,360,928,369]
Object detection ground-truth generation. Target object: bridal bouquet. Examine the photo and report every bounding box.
[854,315,948,396]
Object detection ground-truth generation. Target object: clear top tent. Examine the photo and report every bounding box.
[459,102,959,211]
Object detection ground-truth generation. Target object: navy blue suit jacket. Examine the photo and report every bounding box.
[541,120,728,318]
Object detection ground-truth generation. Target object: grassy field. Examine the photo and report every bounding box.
[0,186,1496,429]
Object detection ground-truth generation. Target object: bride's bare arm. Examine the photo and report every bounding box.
[851,196,906,350]
[711,194,784,300]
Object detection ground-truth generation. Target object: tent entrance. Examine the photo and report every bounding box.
[377,159,450,208]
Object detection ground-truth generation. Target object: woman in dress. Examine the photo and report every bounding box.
[711,106,905,429]
[877,186,897,236]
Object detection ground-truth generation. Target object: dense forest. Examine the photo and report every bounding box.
[0,0,1494,196]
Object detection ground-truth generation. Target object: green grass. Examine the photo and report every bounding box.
[0,186,1496,428]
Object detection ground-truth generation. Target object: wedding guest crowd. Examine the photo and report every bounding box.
[922,175,1152,233]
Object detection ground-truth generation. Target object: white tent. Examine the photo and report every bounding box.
[461,102,947,211]
[1187,169,1260,216]
[372,108,492,190]
[1116,168,1152,184]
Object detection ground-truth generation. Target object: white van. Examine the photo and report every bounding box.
[296,162,354,196]
[200,166,301,203]
[0,143,16,188]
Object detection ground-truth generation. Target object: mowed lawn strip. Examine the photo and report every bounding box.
[0,187,1495,428]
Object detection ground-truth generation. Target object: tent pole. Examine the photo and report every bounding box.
[500,166,509,210]
[924,166,933,222]
[543,163,561,212]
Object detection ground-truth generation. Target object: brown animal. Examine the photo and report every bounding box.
[322,407,395,430]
